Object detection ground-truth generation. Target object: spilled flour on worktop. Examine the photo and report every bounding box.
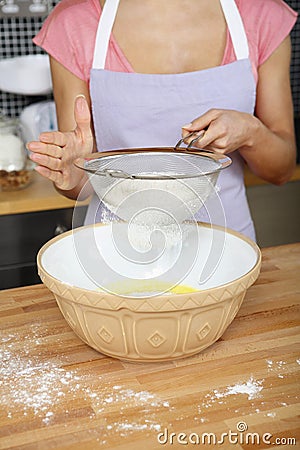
[0,327,168,436]
[201,376,264,409]
[2,326,298,446]
[266,359,289,378]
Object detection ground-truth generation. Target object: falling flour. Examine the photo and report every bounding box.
[97,176,207,252]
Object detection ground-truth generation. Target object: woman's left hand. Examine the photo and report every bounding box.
[182,108,258,154]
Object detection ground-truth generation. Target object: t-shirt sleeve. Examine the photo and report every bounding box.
[255,0,298,66]
[33,0,98,81]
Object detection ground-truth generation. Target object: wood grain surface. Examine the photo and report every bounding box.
[0,172,76,216]
[0,244,299,450]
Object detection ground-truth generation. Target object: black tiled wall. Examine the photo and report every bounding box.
[0,1,59,118]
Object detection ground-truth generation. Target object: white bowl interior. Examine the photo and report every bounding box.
[0,55,52,96]
[40,223,259,296]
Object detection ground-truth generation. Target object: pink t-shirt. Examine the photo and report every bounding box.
[34,0,297,83]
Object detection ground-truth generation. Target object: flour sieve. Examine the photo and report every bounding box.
[75,136,232,225]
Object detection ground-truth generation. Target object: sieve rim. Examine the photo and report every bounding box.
[75,147,232,180]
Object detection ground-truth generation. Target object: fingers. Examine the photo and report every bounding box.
[34,164,63,186]
[33,160,76,190]
[181,109,231,152]
[181,110,217,148]
[39,130,68,147]
[25,95,93,191]
[74,95,93,144]
[182,109,217,134]
[27,140,64,159]
[194,127,218,149]
[27,137,65,182]
[27,130,68,174]
[29,150,62,171]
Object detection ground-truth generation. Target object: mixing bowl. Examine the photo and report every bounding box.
[37,223,261,362]
[0,55,52,96]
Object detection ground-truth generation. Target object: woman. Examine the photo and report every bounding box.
[28,0,297,240]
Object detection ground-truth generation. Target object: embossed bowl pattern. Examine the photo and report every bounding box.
[37,223,261,362]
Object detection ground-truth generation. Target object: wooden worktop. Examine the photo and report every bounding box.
[0,243,299,449]
[1,165,300,216]
[0,171,76,216]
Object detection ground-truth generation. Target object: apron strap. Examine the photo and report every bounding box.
[219,0,249,60]
[93,0,249,70]
[92,0,120,70]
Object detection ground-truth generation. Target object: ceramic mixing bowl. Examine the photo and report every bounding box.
[37,223,261,362]
[0,55,52,96]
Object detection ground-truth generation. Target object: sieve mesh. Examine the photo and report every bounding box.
[84,151,221,179]
[77,149,231,228]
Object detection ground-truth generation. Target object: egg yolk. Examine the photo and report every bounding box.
[98,280,198,295]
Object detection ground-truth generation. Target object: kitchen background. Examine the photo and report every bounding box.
[0,0,299,290]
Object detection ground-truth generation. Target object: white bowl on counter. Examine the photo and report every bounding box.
[0,55,52,96]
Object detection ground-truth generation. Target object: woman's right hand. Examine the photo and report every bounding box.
[27,95,94,192]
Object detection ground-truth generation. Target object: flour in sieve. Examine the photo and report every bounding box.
[90,169,217,255]
[101,178,206,223]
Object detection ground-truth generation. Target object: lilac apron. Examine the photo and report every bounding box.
[86,0,256,241]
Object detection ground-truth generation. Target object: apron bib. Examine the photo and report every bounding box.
[86,0,256,241]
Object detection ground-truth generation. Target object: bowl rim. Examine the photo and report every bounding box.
[37,222,261,309]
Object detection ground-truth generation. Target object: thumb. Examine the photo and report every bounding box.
[74,95,92,141]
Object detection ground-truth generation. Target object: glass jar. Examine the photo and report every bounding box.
[0,114,34,191]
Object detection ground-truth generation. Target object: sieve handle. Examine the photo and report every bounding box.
[175,130,205,149]
[175,131,232,169]
[102,168,132,178]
